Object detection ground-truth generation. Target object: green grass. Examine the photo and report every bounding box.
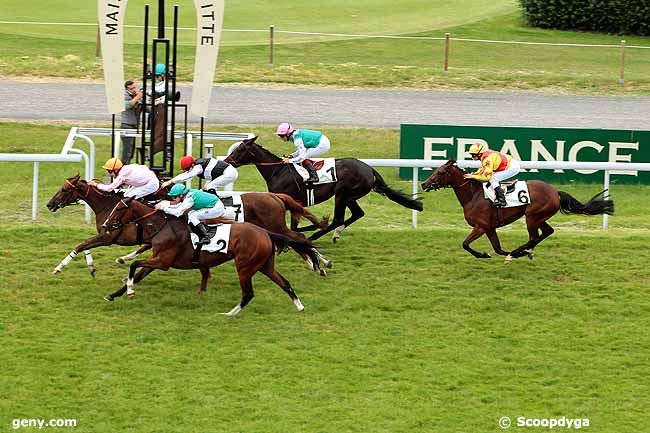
[2,1,650,94]
[1,122,649,432]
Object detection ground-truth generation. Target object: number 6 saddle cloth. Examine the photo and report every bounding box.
[190,223,231,253]
[292,158,337,184]
[482,180,531,208]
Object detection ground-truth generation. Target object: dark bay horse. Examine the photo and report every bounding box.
[101,198,320,315]
[224,137,423,242]
[421,160,614,263]
[46,174,331,277]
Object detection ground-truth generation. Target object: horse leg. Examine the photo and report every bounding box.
[116,244,151,264]
[462,226,491,258]
[309,198,347,241]
[104,267,155,301]
[124,257,170,299]
[260,257,304,312]
[510,221,555,260]
[332,201,365,243]
[290,214,317,233]
[83,251,97,278]
[198,268,211,295]
[52,233,113,276]
[485,229,511,256]
[222,259,259,316]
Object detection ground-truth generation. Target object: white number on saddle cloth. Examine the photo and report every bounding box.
[216,192,245,222]
[293,158,337,184]
[190,223,231,253]
[482,181,531,208]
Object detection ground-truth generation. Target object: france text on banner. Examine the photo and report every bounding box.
[191,0,224,117]
[98,0,129,114]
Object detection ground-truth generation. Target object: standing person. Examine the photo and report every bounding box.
[276,123,331,183]
[89,158,160,199]
[161,155,239,194]
[121,80,143,164]
[155,184,225,245]
[464,143,521,207]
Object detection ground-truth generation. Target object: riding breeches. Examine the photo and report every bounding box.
[124,178,160,199]
[490,159,521,188]
[187,201,226,226]
[203,165,239,191]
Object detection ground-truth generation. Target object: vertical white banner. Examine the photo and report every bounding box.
[191,0,224,117]
[98,0,129,114]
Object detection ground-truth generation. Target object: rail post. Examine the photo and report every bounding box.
[619,40,626,84]
[443,33,450,75]
[269,25,275,67]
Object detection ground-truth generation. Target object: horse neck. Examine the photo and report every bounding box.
[451,177,481,207]
[249,146,291,187]
[129,201,168,237]
[79,184,117,215]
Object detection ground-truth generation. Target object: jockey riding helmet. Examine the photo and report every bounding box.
[168,184,190,197]
[180,155,196,171]
[155,63,166,76]
[102,157,123,172]
[276,123,294,137]
[468,143,488,156]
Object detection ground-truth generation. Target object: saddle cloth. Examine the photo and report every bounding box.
[293,158,337,184]
[482,180,531,208]
[215,192,245,222]
[190,223,231,253]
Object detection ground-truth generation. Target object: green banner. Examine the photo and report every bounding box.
[399,124,650,184]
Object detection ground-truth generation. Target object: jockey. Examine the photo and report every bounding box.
[276,123,331,183]
[161,155,238,194]
[90,157,159,199]
[155,184,225,245]
[464,143,521,207]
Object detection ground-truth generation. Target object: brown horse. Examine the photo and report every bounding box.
[421,160,614,263]
[46,174,330,277]
[101,198,320,315]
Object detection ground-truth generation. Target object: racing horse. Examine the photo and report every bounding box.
[101,198,320,316]
[421,160,614,263]
[46,174,331,278]
[224,137,423,242]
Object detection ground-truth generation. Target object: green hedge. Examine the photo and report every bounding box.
[519,0,650,36]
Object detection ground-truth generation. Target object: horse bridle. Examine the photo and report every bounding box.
[102,199,165,235]
[225,143,285,167]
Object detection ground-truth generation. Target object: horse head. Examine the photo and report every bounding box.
[101,197,135,233]
[47,174,85,211]
[421,160,465,191]
[224,136,281,167]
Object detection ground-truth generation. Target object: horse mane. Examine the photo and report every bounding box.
[250,141,281,161]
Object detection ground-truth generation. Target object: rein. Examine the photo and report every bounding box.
[131,208,161,224]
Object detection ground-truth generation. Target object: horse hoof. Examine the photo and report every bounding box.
[121,277,128,283]
[127,293,135,299]
[332,236,339,244]
[104,294,114,302]
[116,258,125,264]
[504,254,513,265]
[89,269,97,279]
[482,253,492,259]
[525,250,534,260]
[319,268,327,277]
[324,259,333,269]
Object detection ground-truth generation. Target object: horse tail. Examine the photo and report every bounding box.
[558,190,614,216]
[372,169,423,211]
[267,232,320,265]
[274,193,329,229]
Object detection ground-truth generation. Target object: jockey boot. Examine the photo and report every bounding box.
[206,189,218,196]
[494,186,507,207]
[303,161,319,183]
[192,222,214,245]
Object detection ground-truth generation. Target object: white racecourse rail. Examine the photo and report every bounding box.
[360,159,650,229]
[0,153,83,220]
